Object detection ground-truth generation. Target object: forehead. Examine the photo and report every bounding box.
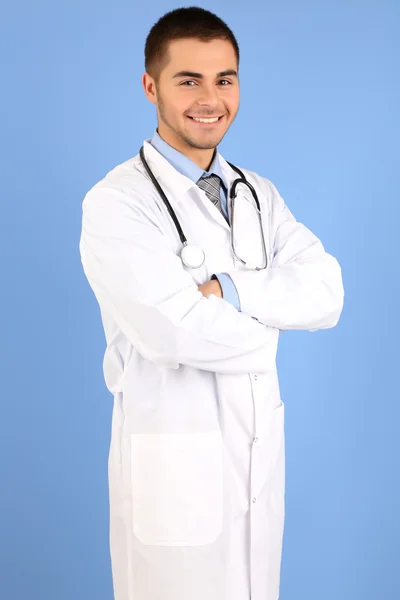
[165,38,238,72]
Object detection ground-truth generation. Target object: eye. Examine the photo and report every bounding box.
[181,80,196,86]
[218,79,232,86]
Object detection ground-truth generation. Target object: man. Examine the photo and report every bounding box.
[79,6,344,600]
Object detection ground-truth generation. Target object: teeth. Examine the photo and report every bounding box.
[191,117,220,123]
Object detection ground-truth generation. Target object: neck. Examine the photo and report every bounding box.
[157,127,215,171]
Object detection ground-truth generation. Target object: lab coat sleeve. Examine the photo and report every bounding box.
[226,182,344,331]
[79,188,279,374]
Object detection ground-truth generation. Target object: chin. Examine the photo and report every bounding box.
[194,141,219,150]
[190,134,226,150]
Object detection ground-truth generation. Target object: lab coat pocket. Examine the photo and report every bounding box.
[130,430,223,546]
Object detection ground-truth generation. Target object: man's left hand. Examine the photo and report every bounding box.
[198,278,223,299]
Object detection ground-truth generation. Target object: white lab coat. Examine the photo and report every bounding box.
[79,140,344,600]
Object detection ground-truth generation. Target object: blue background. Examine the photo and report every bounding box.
[1,1,399,598]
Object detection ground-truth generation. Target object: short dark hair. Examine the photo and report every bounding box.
[144,6,240,81]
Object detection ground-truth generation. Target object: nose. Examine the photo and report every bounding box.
[196,82,219,109]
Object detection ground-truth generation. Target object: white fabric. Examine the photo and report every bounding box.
[79,139,344,600]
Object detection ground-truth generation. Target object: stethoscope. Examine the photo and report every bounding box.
[139,146,268,271]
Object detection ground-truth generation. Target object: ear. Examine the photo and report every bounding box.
[142,72,157,105]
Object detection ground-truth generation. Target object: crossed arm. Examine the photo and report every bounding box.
[199,186,344,332]
[80,184,343,375]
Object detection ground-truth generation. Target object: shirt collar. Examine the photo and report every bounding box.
[150,130,228,189]
[137,140,239,210]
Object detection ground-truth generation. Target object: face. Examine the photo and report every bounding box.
[143,38,240,166]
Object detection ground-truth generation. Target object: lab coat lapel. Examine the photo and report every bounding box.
[190,150,240,231]
[193,185,231,231]
[141,141,228,230]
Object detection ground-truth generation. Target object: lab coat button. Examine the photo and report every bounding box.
[253,375,258,380]
[253,437,258,444]
[252,497,257,503]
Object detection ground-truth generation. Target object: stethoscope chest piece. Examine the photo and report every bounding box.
[139,145,268,271]
[180,243,205,269]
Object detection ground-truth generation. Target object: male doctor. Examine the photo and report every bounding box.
[80,6,344,600]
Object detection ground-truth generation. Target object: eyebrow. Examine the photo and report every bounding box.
[172,69,238,79]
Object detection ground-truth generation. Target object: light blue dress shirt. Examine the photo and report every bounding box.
[150,131,241,311]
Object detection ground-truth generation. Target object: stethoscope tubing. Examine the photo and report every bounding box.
[139,145,267,270]
[139,146,187,245]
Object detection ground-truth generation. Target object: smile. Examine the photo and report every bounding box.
[187,116,224,125]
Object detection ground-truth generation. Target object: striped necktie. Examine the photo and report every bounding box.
[197,174,224,215]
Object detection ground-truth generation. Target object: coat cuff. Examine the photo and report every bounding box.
[212,273,241,312]
[220,270,256,317]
